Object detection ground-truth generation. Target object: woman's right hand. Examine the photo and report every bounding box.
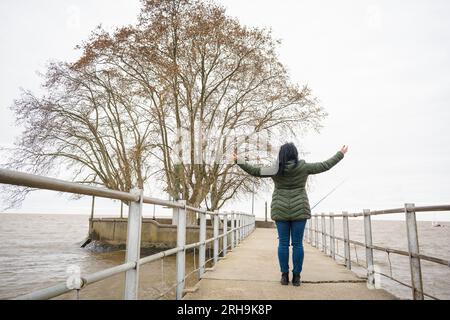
[340,145,349,155]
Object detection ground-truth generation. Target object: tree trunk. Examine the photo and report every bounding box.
[186,208,197,226]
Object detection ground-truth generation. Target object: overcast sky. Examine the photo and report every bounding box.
[1,0,449,221]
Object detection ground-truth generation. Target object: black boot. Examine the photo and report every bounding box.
[292,273,301,286]
[280,272,289,285]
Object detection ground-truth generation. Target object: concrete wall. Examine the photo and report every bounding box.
[255,220,276,229]
[90,218,226,249]
[90,217,274,249]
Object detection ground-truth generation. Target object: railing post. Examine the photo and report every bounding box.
[240,213,243,241]
[405,203,424,300]
[245,215,248,238]
[247,215,250,237]
[309,218,313,244]
[241,213,246,240]
[238,213,242,242]
[244,215,247,238]
[89,195,95,237]
[235,213,240,246]
[363,209,375,288]
[321,213,326,253]
[172,200,179,226]
[213,211,219,264]
[238,212,241,245]
[343,211,351,269]
[230,211,235,250]
[175,200,187,300]
[265,201,268,222]
[330,213,335,260]
[223,213,228,256]
[199,210,206,278]
[247,215,250,236]
[313,215,317,248]
[244,214,247,239]
[123,188,143,300]
[240,213,244,240]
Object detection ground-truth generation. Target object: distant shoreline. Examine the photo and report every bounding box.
[1,212,450,222]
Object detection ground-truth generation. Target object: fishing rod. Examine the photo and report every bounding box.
[310,178,347,211]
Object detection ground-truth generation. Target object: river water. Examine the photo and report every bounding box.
[0,214,448,299]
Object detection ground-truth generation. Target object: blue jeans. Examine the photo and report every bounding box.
[275,220,307,274]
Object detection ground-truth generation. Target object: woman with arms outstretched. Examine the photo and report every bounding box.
[233,143,348,286]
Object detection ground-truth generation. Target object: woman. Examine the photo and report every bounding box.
[233,143,348,286]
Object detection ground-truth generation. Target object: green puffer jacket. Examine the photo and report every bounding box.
[237,151,344,221]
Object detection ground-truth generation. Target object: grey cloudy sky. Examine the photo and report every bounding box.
[1,0,449,221]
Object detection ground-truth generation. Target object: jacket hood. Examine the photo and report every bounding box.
[283,159,305,172]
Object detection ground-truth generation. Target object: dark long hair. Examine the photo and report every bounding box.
[277,142,299,176]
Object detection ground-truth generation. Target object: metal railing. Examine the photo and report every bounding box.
[0,168,256,300]
[305,205,450,300]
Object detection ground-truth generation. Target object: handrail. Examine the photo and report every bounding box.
[329,236,449,267]
[316,205,450,218]
[0,168,139,202]
[306,204,450,300]
[0,168,256,300]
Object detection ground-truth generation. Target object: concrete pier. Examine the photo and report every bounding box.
[89,218,274,248]
[90,218,221,248]
[184,228,396,300]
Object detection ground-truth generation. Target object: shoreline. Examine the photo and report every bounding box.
[2,212,450,222]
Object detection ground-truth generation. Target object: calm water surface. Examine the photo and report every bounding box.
[0,214,201,299]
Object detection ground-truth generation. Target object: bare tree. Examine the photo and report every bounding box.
[2,60,158,208]
[3,0,325,224]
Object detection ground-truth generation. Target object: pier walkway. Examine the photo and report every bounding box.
[184,228,395,300]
